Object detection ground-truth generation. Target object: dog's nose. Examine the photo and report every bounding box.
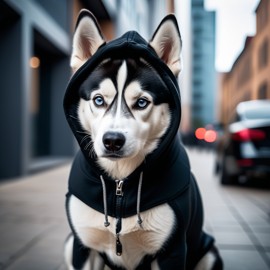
[103,132,126,152]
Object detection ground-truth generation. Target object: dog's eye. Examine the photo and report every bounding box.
[93,96,105,107]
[134,98,150,109]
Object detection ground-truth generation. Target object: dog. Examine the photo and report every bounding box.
[63,10,223,270]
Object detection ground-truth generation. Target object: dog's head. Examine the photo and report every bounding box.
[65,10,182,178]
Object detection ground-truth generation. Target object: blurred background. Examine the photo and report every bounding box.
[0,0,270,269]
[0,0,269,182]
[1,0,269,183]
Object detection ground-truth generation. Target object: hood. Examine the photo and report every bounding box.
[63,30,181,172]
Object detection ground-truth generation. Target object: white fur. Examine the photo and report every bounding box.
[68,195,175,269]
[115,61,128,121]
[151,259,160,270]
[78,61,171,179]
[194,250,216,270]
[150,19,182,76]
[64,235,74,269]
[70,10,105,73]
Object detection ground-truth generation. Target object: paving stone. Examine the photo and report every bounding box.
[5,224,69,270]
[253,232,270,248]
[213,230,254,246]
[220,249,269,270]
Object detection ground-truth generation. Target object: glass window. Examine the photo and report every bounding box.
[258,39,268,69]
[258,83,268,99]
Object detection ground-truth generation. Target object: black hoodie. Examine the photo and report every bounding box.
[64,30,215,270]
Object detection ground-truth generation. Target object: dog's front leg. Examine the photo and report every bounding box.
[64,234,105,270]
[64,234,75,270]
[89,250,106,270]
[194,246,223,270]
[151,259,160,270]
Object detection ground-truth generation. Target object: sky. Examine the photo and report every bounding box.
[205,0,260,72]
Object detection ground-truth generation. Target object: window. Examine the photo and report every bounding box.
[193,79,201,86]
[192,14,202,20]
[192,103,202,112]
[257,0,268,32]
[258,39,268,69]
[258,82,268,99]
[193,27,202,34]
[193,92,202,99]
[193,65,202,72]
[192,1,204,8]
[237,56,252,87]
[193,52,202,59]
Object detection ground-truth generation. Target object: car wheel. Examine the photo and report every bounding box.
[220,156,236,185]
[221,164,232,185]
[214,161,220,175]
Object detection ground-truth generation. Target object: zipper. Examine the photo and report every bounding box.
[115,180,124,256]
[116,233,122,256]
[116,179,124,196]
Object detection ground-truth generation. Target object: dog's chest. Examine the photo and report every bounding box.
[69,195,175,268]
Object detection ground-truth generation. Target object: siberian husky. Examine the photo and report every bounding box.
[63,10,223,270]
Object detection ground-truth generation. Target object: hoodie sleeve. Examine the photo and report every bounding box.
[186,173,214,269]
[155,181,190,269]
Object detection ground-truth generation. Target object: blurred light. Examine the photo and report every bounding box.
[195,127,206,140]
[30,56,40,68]
[204,130,217,143]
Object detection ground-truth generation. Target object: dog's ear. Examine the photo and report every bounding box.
[150,14,182,76]
[70,10,105,73]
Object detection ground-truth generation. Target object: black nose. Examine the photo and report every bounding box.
[102,132,126,152]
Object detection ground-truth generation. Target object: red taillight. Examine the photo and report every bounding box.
[237,159,253,167]
[232,129,266,141]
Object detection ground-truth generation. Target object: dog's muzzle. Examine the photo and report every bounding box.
[102,132,126,153]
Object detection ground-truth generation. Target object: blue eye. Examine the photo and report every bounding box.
[93,96,105,107]
[135,98,150,109]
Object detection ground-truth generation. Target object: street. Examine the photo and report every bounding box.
[0,148,270,270]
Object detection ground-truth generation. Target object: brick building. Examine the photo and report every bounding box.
[220,0,270,126]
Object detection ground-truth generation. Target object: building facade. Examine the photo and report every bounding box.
[0,0,174,180]
[220,0,270,126]
[191,0,216,129]
[175,0,193,133]
[0,0,73,179]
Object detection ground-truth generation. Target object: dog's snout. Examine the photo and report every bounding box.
[103,132,126,152]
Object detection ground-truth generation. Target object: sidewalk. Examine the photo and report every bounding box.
[0,150,270,270]
[187,148,270,270]
[0,164,71,270]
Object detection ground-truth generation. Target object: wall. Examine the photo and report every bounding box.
[220,0,270,126]
[0,0,72,179]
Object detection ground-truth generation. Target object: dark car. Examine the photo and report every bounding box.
[215,100,270,185]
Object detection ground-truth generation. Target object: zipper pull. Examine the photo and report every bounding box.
[115,180,124,196]
[116,234,122,256]
[115,180,123,256]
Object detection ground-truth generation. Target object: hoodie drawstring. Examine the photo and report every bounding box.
[100,172,144,229]
[100,175,110,227]
[136,172,144,228]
